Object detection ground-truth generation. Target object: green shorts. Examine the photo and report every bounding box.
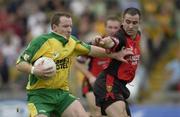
[27,89,77,117]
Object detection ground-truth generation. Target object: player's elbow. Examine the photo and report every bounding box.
[15,63,21,71]
[15,61,25,72]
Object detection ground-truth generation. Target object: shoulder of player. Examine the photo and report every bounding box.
[70,35,91,51]
[70,35,88,45]
[70,35,80,42]
[30,34,50,46]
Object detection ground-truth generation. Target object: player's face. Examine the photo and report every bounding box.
[53,16,72,39]
[105,20,120,37]
[122,14,140,38]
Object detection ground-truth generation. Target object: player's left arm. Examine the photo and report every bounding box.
[74,37,133,63]
[88,45,133,63]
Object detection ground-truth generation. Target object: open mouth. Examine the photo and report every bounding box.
[127,30,134,33]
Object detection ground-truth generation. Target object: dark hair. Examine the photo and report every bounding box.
[105,15,121,26]
[123,7,141,19]
[50,12,71,29]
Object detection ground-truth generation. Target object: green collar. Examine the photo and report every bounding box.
[50,32,68,45]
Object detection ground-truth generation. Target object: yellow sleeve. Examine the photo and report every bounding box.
[75,41,91,56]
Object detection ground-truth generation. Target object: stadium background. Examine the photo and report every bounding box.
[0,0,179,116]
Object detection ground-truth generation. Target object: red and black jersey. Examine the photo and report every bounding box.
[81,56,110,96]
[88,57,110,77]
[79,36,111,78]
[104,27,141,83]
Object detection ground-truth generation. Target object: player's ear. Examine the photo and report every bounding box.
[52,24,57,30]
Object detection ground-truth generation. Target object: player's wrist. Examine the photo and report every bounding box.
[31,66,35,74]
[89,77,96,85]
[88,76,96,82]
[90,76,96,79]
[106,51,113,57]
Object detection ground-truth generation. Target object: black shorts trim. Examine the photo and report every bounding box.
[93,72,131,116]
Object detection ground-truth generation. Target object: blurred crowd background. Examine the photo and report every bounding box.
[0,0,180,116]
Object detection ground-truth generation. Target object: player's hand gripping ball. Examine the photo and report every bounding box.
[34,57,56,79]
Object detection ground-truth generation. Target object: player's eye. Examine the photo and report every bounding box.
[126,20,131,24]
[63,25,69,28]
[108,26,113,29]
[63,25,72,28]
[114,26,119,29]
[133,21,138,25]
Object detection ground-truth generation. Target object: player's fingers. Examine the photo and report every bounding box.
[95,35,102,39]
[44,71,55,77]
[103,36,112,42]
[121,46,125,50]
[99,40,105,45]
[44,68,55,75]
[125,47,133,51]
[44,66,54,71]
[35,60,44,66]
[103,36,110,40]
[125,50,134,55]
[120,58,128,63]
[44,69,55,74]
[122,48,133,55]
[33,66,44,76]
[94,36,102,43]
[44,72,55,77]
[117,49,132,57]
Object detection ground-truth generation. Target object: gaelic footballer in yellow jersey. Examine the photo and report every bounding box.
[17,32,90,91]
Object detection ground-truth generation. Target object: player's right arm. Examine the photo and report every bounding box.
[16,36,54,78]
[16,39,37,75]
[16,61,33,74]
[16,60,53,78]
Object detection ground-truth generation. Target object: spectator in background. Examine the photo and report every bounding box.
[1,29,20,67]
[0,50,9,90]
[27,3,47,38]
[0,28,21,89]
[163,46,180,92]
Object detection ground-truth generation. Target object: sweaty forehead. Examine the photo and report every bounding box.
[124,14,140,21]
[60,16,72,23]
[107,20,120,26]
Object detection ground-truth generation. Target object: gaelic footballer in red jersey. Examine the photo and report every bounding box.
[106,29,141,82]
[93,7,141,117]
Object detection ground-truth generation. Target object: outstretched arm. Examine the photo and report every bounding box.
[88,45,133,63]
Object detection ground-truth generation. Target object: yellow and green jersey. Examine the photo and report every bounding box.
[17,32,91,91]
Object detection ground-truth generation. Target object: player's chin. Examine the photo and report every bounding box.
[127,31,136,36]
